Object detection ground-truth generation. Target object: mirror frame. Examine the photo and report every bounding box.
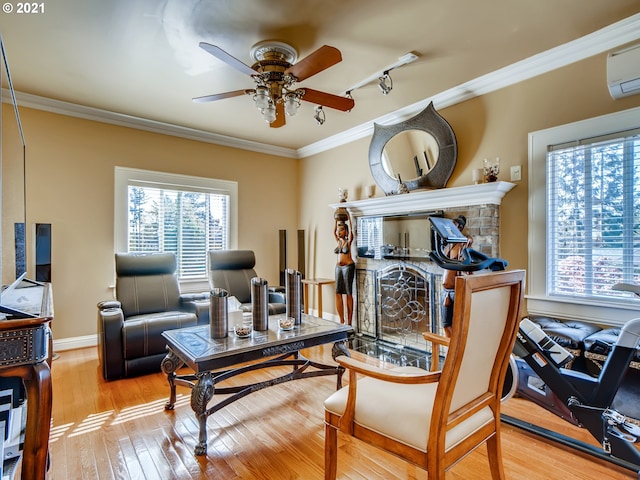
[369,102,457,195]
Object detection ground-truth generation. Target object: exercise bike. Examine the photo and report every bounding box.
[429,217,640,477]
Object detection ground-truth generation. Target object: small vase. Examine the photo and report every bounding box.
[483,158,500,183]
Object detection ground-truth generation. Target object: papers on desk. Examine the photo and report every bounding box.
[0,275,45,318]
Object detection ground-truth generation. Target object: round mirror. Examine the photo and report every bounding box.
[381,130,440,181]
[369,102,457,195]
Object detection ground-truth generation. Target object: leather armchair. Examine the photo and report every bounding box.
[207,250,286,314]
[98,252,209,380]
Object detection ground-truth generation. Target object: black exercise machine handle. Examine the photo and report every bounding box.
[429,247,508,272]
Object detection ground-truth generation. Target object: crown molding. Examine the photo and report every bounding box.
[3,90,299,159]
[4,13,639,160]
[299,12,640,158]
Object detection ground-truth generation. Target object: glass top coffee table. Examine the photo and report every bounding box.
[161,314,353,456]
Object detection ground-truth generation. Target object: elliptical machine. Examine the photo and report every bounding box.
[429,217,640,477]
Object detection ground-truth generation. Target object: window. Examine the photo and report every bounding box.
[548,131,640,298]
[115,167,237,285]
[529,106,640,326]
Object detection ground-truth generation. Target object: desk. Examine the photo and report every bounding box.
[301,278,335,318]
[0,283,53,480]
[161,314,352,456]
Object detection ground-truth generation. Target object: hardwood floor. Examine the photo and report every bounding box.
[37,346,637,479]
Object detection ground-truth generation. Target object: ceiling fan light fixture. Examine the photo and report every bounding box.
[195,41,353,128]
[284,92,301,116]
[254,85,270,109]
[263,102,277,123]
[378,71,393,95]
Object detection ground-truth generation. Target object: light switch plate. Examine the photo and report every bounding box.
[510,165,522,182]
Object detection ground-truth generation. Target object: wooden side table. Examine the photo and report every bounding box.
[301,278,335,318]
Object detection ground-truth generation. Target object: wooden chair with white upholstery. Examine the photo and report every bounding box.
[323,269,526,480]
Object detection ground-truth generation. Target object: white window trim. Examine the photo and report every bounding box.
[114,167,238,290]
[528,105,640,327]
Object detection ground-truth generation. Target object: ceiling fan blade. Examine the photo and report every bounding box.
[199,42,256,76]
[285,45,342,82]
[270,101,286,128]
[192,89,251,103]
[300,88,355,111]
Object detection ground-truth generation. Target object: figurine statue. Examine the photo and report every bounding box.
[334,202,355,325]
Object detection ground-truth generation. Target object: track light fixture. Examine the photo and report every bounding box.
[341,52,418,97]
[313,106,326,125]
[378,71,393,95]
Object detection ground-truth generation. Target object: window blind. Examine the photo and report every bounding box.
[547,129,640,300]
[127,185,229,280]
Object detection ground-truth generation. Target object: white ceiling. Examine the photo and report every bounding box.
[1,0,640,154]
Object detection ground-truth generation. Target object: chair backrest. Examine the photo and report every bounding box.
[207,250,257,304]
[115,252,182,317]
[431,270,525,452]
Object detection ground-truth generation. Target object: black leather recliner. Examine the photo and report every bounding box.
[97,252,209,380]
[207,250,286,314]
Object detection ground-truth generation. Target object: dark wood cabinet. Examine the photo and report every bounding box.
[0,283,53,479]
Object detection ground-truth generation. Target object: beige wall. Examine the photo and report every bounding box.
[2,108,299,340]
[3,50,640,342]
[298,51,640,318]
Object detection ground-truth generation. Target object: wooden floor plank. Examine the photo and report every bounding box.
[36,345,638,479]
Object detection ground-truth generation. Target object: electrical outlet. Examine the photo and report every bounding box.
[510,165,522,182]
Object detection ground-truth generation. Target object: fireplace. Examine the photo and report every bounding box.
[377,263,434,346]
[332,182,515,367]
[354,262,440,366]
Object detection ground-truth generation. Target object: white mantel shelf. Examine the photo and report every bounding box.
[330,181,516,216]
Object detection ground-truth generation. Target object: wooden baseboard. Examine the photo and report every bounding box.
[53,334,97,352]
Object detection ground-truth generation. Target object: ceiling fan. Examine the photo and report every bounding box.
[193,40,355,128]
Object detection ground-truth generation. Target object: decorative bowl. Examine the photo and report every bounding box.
[279,317,296,331]
[234,324,253,338]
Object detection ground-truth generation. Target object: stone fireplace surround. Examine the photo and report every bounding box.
[330,181,515,367]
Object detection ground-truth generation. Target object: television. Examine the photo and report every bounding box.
[1,34,28,304]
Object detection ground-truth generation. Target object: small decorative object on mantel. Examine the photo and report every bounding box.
[484,157,500,182]
[395,174,409,194]
[472,168,484,184]
[366,184,376,198]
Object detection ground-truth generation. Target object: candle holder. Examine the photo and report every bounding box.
[472,168,484,184]
[365,184,376,198]
[483,157,500,183]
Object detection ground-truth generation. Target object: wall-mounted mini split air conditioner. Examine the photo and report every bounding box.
[607,43,640,100]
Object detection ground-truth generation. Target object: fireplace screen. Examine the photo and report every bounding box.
[376,263,434,348]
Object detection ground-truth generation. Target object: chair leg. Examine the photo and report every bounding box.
[325,423,338,480]
[426,455,445,480]
[486,432,506,480]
